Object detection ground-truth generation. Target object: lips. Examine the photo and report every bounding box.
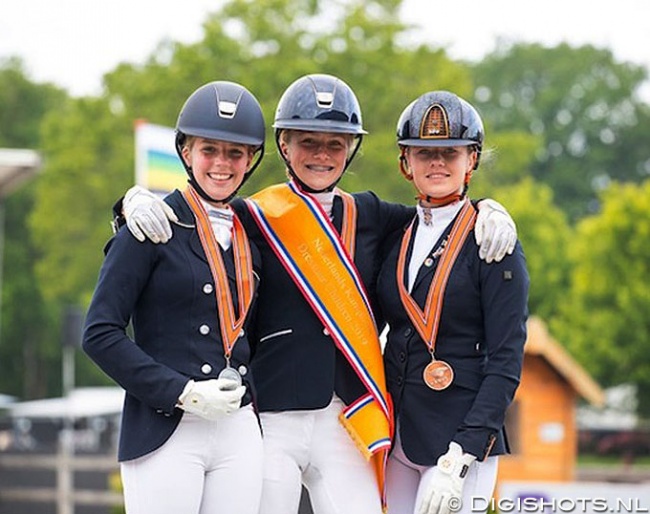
[306,164,335,173]
[207,172,233,181]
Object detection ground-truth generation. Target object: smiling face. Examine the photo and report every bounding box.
[279,130,353,191]
[403,145,477,202]
[182,137,253,206]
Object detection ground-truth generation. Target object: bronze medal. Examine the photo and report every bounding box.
[423,359,454,390]
[396,202,476,393]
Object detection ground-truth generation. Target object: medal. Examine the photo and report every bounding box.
[423,358,454,390]
[396,202,476,393]
[218,365,242,388]
[183,187,254,390]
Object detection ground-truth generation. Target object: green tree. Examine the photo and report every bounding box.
[27,0,483,394]
[0,57,65,147]
[552,180,650,415]
[471,42,650,221]
[0,58,67,399]
[29,96,134,387]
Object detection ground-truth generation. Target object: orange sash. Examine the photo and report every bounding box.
[246,182,392,509]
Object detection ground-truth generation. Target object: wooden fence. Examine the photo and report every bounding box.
[0,450,122,514]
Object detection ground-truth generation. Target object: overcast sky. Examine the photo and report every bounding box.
[1,0,648,98]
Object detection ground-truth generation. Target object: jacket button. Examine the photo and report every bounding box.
[238,365,248,376]
[203,283,214,294]
[399,352,406,362]
[201,363,212,375]
[403,327,412,337]
[397,376,404,386]
[199,324,210,335]
[323,328,330,336]
[239,329,245,338]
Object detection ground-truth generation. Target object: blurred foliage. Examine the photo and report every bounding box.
[0,57,66,148]
[552,180,650,414]
[0,0,649,415]
[471,42,650,221]
[0,58,67,399]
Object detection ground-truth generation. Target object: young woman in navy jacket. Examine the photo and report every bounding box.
[83,81,266,514]
[376,91,529,514]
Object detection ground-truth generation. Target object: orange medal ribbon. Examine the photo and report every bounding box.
[339,190,357,257]
[396,200,476,389]
[183,187,254,361]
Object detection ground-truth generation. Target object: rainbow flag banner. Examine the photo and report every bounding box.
[134,120,186,193]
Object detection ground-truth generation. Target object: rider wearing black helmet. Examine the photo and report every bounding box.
[273,73,365,192]
[84,81,266,514]
[377,91,529,514]
[175,80,265,204]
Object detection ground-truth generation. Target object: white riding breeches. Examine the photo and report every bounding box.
[258,396,383,514]
[120,405,262,514]
[386,431,498,514]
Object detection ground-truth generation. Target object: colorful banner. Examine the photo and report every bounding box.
[134,120,186,193]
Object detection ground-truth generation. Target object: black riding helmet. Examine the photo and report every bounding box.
[175,81,266,203]
[273,74,366,193]
[397,90,484,170]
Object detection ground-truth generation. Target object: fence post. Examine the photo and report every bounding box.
[58,304,84,514]
[57,430,74,514]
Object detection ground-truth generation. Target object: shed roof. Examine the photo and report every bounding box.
[525,316,605,407]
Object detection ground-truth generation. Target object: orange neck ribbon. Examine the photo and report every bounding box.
[397,200,476,355]
[183,187,254,360]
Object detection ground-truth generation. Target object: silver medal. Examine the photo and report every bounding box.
[218,366,242,388]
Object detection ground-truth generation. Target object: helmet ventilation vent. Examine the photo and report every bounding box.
[218,100,237,119]
[420,103,449,140]
[316,91,334,108]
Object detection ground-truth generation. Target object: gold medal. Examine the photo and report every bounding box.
[423,359,454,390]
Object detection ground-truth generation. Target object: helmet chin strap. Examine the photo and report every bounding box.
[413,165,474,207]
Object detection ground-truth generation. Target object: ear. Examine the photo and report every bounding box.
[279,139,290,160]
[468,148,478,170]
[181,146,192,168]
[399,154,413,181]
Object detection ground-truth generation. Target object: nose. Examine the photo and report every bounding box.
[212,148,232,164]
[430,150,446,162]
[312,142,330,157]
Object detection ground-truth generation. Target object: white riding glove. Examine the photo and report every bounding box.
[177,379,246,420]
[475,199,517,263]
[418,442,477,514]
[123,185,177,243]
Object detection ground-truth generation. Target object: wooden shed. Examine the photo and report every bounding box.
[498,316,605,483]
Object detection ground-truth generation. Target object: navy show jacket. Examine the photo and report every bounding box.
[84,190,261,462]
[377,207,529,464]
[231,190,413,412]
